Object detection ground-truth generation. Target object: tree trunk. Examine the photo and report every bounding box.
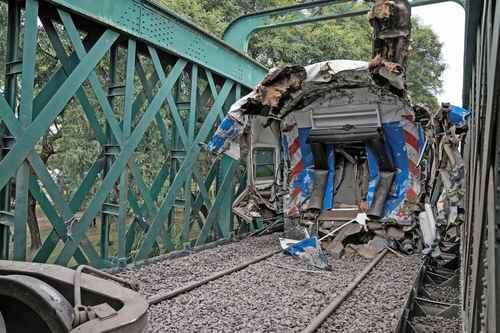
[25,132,59,253]
[27,193,42,252]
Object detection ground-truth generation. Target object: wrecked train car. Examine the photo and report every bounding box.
[208,60,425,238]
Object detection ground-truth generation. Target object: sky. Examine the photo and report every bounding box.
[412,2,466,106]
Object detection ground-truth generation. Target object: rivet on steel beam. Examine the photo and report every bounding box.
[5,59,22,76]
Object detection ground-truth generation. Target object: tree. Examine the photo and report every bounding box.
[406,18,446,109]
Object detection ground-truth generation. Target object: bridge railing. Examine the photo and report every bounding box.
[0,0,266,268]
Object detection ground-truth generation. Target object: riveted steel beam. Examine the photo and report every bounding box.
[135,80,235,261]
[41,0,267,88]
[223,0,465,53]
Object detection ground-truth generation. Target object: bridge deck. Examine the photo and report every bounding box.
[116,234,422,332]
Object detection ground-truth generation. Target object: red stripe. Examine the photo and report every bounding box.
[291,161,304,180]
[405,131,419,150]
[290,188,301,197]
[289,138,300,155]
[408,160,420,175]
[407,188,418,200]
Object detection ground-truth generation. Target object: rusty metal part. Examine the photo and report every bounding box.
[301,249,388,333]
[318,209,360,221]
[241,66,306,116]
[0,274,74,333]
[147,249,282,305]
[319,220,358,242]
[368,0,411,91]
[369,0,411,42]
[0,260,148,333]
[322,222,364,259]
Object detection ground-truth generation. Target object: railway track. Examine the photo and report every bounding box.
[116,234,422,332]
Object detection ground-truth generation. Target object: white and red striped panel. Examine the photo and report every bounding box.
[402,112,421,203]
[282,115,303,217]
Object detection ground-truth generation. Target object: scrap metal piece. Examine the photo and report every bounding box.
[401,238,416,254]
[368,0,411,56]
[419,203,438,250]
[0,274,74,333]
[91,303,117,320]
[367,171,395,219]
[347,234,389,259]
[306,170,328,211]
[387,226,406,241]
[240,66,306,116]
[322,223,363,258]
[319,208,360,222]
[0,260,148,333]
[347,241,383,259]
[304,60,368,83]
[232,186,276,223]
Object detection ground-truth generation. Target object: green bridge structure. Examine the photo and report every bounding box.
[0,0,498,330]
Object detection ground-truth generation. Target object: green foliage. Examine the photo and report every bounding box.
[407,18,446,109]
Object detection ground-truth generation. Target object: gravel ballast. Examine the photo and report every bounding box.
[147,253,370,332]
[412,315,462,333]
[118,235,423,332]
[425,284,459,304]
[317,254,422,333]
[116,234,283,297]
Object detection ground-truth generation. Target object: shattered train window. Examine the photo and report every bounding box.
[253,148,275,179]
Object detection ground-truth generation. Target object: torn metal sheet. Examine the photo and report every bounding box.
[304,60,368,83]
[232,186,276,223]
[305,170,328,211]
[322,223,364,259]
[368,0,411,92]
[419,204,438,250]
[282,236,331,270]
[240,65,306,116]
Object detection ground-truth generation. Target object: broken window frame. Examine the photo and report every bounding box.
[253,147,277,181]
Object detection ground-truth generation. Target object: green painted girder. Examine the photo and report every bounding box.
[13,0,39,261]
[55,55,187,264]
[134,79,235,261]
[223,0,465,52]
[1,0,246,267]
[41,0,267,88]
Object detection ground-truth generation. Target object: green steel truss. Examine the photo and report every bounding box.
[223,0,465,52]
[0,0,251,268]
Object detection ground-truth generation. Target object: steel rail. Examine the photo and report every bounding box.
[301,249,389,333]
[147,249,282,305]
